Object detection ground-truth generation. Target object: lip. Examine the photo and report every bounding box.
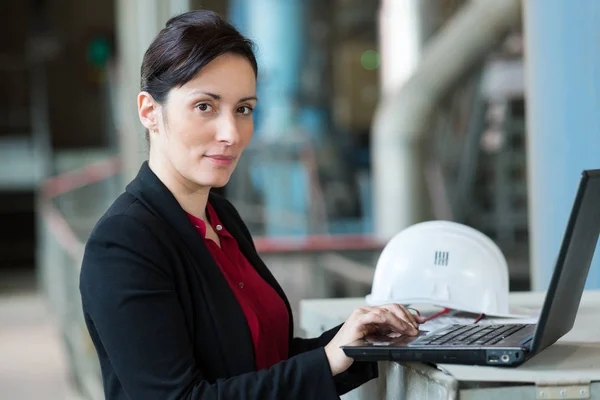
[205,154,237,167]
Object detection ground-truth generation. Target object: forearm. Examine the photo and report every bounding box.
[289,323,379,396]
[289,324,343,357]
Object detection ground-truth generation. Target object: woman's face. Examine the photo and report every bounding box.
[139,53,257,189]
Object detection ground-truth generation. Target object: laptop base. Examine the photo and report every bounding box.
[342,344,529,367]
[341,323,536,367]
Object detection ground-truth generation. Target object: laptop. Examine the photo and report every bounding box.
[341,169,600,367]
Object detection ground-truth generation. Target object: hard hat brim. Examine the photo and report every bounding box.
[365,294,534,319]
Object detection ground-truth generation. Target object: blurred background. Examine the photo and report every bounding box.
[1,0,599,398]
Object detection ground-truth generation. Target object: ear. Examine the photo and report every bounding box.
[137,91,160,131]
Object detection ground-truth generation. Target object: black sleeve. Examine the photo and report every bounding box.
[80,214,340,400]
[290,326,379,396]
[218,196,378,394]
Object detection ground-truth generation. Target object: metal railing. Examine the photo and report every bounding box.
[38,155,122,400]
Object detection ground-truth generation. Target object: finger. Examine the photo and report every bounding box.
[364,306,420,333]
[381,309,419,336]
[383,304,420,329]
[360,309,418,336]
[396,304,421,328]
[362,306,421,334]
[360,307,394,322]
[360,306,383,314]
[359,322,375,337]
[404,307,428,324]
[356,306,380,316]
[356,314,384,337]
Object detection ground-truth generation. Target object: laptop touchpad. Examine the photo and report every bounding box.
[363,330,429,347]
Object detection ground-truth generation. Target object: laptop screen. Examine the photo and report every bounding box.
[531,170,600,354]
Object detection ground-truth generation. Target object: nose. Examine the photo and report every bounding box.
[215,111,240,146]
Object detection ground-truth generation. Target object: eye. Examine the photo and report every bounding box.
[237,106,253,115]
[196,103,214,113]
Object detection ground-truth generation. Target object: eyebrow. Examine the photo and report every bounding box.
[190,91,258,103]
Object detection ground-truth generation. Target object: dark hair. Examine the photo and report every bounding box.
[140,10,258,141]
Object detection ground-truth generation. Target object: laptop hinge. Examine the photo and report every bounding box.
[536,381,590,399]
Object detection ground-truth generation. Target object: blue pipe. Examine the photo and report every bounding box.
[245,0,304,137]
[229,0,310,236]
[524,0,600,290]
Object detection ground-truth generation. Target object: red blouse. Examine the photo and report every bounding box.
[186,203,290,370]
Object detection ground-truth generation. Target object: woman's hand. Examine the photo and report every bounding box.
[324,304,425,376]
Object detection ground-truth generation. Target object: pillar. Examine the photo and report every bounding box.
[523,0,600,290]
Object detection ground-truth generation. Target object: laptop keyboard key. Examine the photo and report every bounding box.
[487,324,527,345]
[413,323,531,347]
[415,323,529,347]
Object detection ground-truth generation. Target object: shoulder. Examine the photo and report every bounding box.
[81,193,173,285]
[88,192,165,243]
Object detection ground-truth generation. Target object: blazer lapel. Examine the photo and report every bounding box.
[209,193,295,337]
[125,162,256,374]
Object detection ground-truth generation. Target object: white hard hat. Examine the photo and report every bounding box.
[366,220,519,318]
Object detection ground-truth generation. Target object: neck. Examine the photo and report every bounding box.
[148,153,210,220]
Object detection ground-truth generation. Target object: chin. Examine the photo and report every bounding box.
[192,173,231,189]
[210,180,228,189]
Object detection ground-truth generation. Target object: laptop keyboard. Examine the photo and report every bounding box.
[413,324,529,346]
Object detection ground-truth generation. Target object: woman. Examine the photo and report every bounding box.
[79,10,423,400]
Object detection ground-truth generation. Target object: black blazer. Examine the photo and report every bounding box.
[79,162,377,400]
